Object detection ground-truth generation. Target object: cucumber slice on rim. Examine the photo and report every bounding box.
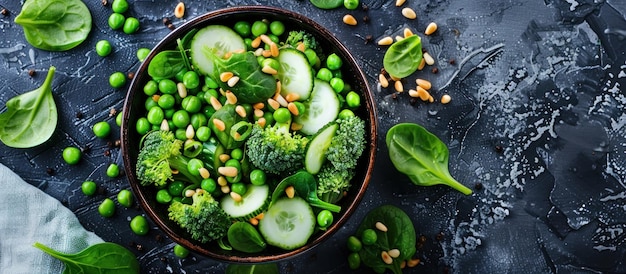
[305,122,338,174]
[277,48,314,101]
[294,79,340,135]
[190,25,246,76]
[258,197,316,250]
[221,184,269,221]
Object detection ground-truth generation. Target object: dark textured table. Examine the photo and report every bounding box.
[1,0,625,273]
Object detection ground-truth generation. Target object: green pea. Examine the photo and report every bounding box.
[130,215,149,236]
[195,126,211,142]
[244,37,254,51]
[361,228,377,245]
[187,158,204,176]
[234,21,251,37]
[136,117,150,135]
[347,236,362,252]
[326,53,343,70]
[261,58,280,71]
[173,244,189,258]
[175,128,187,140]
[172,110,190,128]
[145,98,157,111]
[251,20,268,37]
[273,108,291,124]
[123,17,140,34]
[317,209,334,229]
[156,189,173,204]
[249,169,266,186]
[330,77,345,93]
[92,121,111,138]
[231,182,247,196]
[262,111,274,125]
[62,147,81,165]
[304,48,318,66]
[81,181,97,196]
[98,198,115,218]
[269,21,285,36]
[109,72,127,88]
[316,68,333,82]
[116,112,123,126]
[181,96,202,113]
[182,71,200,89]
[347,252,361,270]
[168,181,186,197]
[108,13,125,30]
[157,94,175,109]
[268,34,280,43]
[136,48,151,62]
[106,163,120,178]
[117,189,133,207]
[338,109,356,120]
[225,159,242,183]
[143,80,158,96]
[147,107,165,125]
[158,79,177,94]
[95,40,112,57]
[111,0,129,13]
[201,178,217,193]
[292,102,306,116]
[345,91,361,108]
[230,148,244,161]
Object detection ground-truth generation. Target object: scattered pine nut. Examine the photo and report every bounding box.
[285,92,300,102]
[425,22,438,35]
[160,119,169,131]
[185,124,195,139]
[259,34,273,45]
[235,105,247,117]
[270,43,279,57]
[233,48,246,54]
[262,49,272,58]
[403,28,414,38]
[254,47,264,56]
[401,260,407,269]
[254,108,264,118]
[212,118,226,131]
[227,76,240,87]
[177,82,187,98]
[381,250,393,264]
[230,191,243,202]
[416,86,431,101]
[199,167,210,179]
[285,186,295,198]
[251,36,262,48]
[401,8,417,19]
[210,96,222,110]
[274,94,289,107]
[219,154,230,163]
[407,258,420,267]
[262,65,278,75]
[221,185,230,194]
[441,94,452,104]
[253,102,265,109]
[255,212,265,220]
[408,89,419,98]
[152,94,160,102]
[416,79,432,90]
[220,72,234,82]
[296,42,306,52]
[267,98,280,110]
[375,221,388,232]
[394,80,404,92]
[217,176,228,186]
[275,80,282,95]
[417,58,426,70]
[377,36,393,46]
[185,189,195,198]
[287,102,300,116]
[388,249,401,258]
[174,2,185,19]
[423,52,435,65]
[257,117,267,128]
[395,0,406,6]
[395,35,405,42]
[291,122,303,131]
[343,14,357,26]
[225,91,238,104]
[379,73,389,88]
[219,166,239,177]
[249,217,259,226]
[171,169,179,175]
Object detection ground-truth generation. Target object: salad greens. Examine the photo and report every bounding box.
[148,50,187,80]
[0,66,57,148]
[33,242,140,274]
[227,221,267,253]
[14,0,92,51]
[382,35,423,79]
[386,123,472,195]
[271,170,341,213]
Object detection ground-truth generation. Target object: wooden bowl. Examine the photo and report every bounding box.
[121,6,377,263]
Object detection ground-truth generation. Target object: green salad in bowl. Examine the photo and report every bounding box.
[121,6,377,263]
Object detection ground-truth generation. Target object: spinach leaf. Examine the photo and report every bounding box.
[33,242,140,274]
[148,50,187,80]
[309,0,344,9]
[227,221,267,253]
[14,0,92,51]
[382,35,423,79]
[386,123,472,195]
[0,66,57,148]
[271,170,341,213]
[357,205,416,274]
[225,263,279,274]
[206,50,276,104]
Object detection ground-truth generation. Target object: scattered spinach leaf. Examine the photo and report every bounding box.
[33,242,140,274]
[148,50,187,80]
[227,221,267,253]
[356,205,416,274]
[0,66,57,148]
[14,0,92,51]
[382,35,423,79]
[271,170,341,213]
[386,123,472,195]
[225,263,279,274]
[309,0,344,9]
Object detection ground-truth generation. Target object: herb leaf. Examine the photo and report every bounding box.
[0,66,57,148]
[33,242,140,274]
[382,35,423,79]
[386,123,472,195]
[14,0,92,51]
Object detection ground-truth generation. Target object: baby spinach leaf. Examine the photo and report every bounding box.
[148,50,187,80]
[386,123,472,195]
[225,263,279,274]
[227,221,267,253]
[0,66,57,148]
[33,242,140,274]
[382,35,423,79]
[14,0,92,51]
[356,205,416,274]
[271,170,341,213]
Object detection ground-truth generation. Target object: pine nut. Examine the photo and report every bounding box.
[401,260,407,269]
[270,43,279,57]
[253,102,265,109]
[174,2,185,18]
[395,0,406,6]
[343,14,357,26]
[249,217,259,226]
[254,108,264,118]
[218,166,238,177]
[423,52,435,65]
[251,36,262,48]
[394,80,404,92]
[428,95,434,103]
[221,185,230,194]
[223,52,232,59]
[408,89,419,98]
[225,91,238,104]
[441,94,452,104]
[416,79,432,90]
[152,94,160,102]
[285,186,295,198]
[425,22,438,35]
[401,8,417,19]
[177,82,187,98]
[403,28,414,38]
[262,65,278,75]
[255,212,265,220]
[171,169,179,175]
[185,124,195,139]
[219,154,230,163]
[227,76,240,87]
[296,42,306,52]
[235,105,247,117]
[375,221,388,232]
[267,98,280,110]
[257,117,267,128]
[381,250,393,264]
[395,35,405,42]
[185,189,195,198]
[233,48,246,54]
[418,58,426,70]
[220,72,234,82]
[262,49,272,58]
[274,94,288,107]
[199,167,210,179]
[290,122,303,131]
[407,258,420,267]
[230,191,243,202]
[388,249,401,258]
[217,176,228,186]
[379,73,389,88]
[210,96,222,110]
[275,80,282,95]
[377,36,393,46]
[213,118,226,131]
[285,92,300,102]
[254,47,264,56]
[287,102,300,116]
[160,119,169,131]
[416,86,430,101]
[259,34,273,45]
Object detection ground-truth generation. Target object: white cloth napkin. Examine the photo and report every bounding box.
[0,163,103,273]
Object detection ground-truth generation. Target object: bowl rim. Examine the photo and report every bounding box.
[121,5,378,263]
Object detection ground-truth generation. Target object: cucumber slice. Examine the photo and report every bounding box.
[190,25,246,75]
[277,48,314,101]
[305,123,338,174]
[258,197,316,250]
[294,79,340,135]
[221,184,269,221]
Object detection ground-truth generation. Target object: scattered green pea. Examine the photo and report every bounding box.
[273,108,291,124]
[109,72,127,88]
[326,53,343,70]
[62,146,81,165]
[95,40,112,57]
[230,148,244,161]
[345,91,361,108]
[234,21,252,37]
[249,169,266,186]
[201,178,217,193]
[92,121,111,138]
[361,228,377,245]
[130,215,149,235]
[158,94,176,109]
[116,112,123,126]
[316,68,333,82]
[147,107,165,125]
[81,181,97,196]
[98,198,115,218]
[231,182,247,196]
[183,71,200,89]
[143,80,158,96]
[338,109,356,120]
[195,126,211,142]
[123,17,140,34]
[156,189,173,204]
[136,48,151,62]
[269,21,285,36]
[330,77,345,93]
[186,158,204,176]
[251,20,268,37]
[108,13,125,30]
[347,252,361,269]
[158,79,177,94]
[117,189,133,207]
[111,0,129,13]
[317,209,334,229]
[168,181,186,197]
[173,244,189,258]
[136,117,151,135]
[106,163,120,178]
[172,110,190,128]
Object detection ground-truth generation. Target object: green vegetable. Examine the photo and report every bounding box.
[0,66,57,148]
[136,48,151,62]
[316,209,334,229]
[173,244,189,258]
[293,79,340,136]
[276,48,314,101]
[93,121,111,138]
[168,189,231,243]
[326,53,342,70]
[148,50,186,80]
[220,184,269,221]
[285,30,319,51]
[347,235,362,252]
[108,13,125,30]
[269,21,285,36]
[208,51,276,104]
[271,170,341,213]
[111,0,129,13]
[245,119,309,175]
[14,0,92,51]
[62,147,81,165]
[382,35,423,79]
[344,0,360,10]
[129,215,149,235]
[117,189,133,207]
[347,252,361,269]
[106,163,120,178]
[33,242,139,274]
[209,104,249,149]
[123,17,140,34]
[258,196,316,250]
[109,72,127,88]
[225,263,279,274]
[227,222,266,253]
[189,25,246,76]
[81,181,97,196]
[356,205,416,274]
[96,40,112,57]
[98,198,115,218]
[304,122,338,174]
[386,123,472,195]
[309,0,344,10]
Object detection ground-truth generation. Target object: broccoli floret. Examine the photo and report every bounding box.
[246,120,309,175]
[136,130,201,187]
[326,116,366,170]
[285,30,319,51]
[316,163,355,204]
[168,189,231,243]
